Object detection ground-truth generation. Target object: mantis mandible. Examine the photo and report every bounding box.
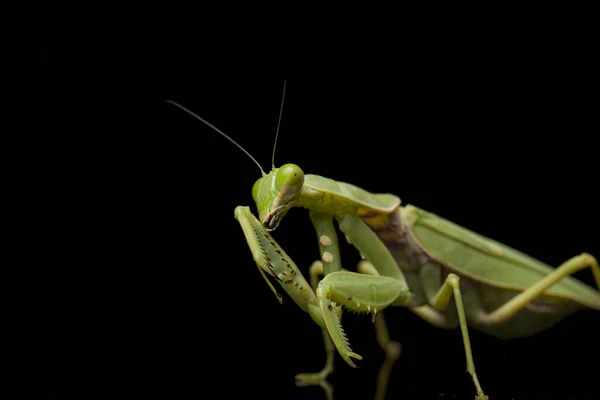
[166,81,600,400]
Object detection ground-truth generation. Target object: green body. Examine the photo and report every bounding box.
[168,95,598,399]
[250,165,599,334]
[235,163,599,400]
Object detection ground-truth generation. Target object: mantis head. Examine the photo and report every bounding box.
[252,163,305,231]
[166,81,295,231]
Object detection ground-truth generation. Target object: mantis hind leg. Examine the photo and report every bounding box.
[478,253,600,325]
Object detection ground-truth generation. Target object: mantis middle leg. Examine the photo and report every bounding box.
[356,260,403,400]
[418,262,489,400]
[337,214,489,400]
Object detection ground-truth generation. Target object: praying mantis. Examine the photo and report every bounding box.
[167,81,600,400]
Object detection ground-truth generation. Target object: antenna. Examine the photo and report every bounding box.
[165,100,266,176]
[271,80,287,169]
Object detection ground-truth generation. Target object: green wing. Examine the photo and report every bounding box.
[405,205,600,309]
[304,174,400,212]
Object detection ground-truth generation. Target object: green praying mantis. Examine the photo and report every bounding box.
[166,82,600,400]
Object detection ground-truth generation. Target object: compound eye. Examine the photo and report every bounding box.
[275,164,304,194]
[251,178,262,203]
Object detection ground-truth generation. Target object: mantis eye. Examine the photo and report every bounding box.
[252,178,262,203]
[275,163,305,194]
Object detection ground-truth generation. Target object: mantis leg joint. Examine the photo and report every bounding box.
[447,273,460,286]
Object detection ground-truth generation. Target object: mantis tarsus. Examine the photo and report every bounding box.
[167,82,600,400]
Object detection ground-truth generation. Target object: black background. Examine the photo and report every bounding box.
[26,47,599,400]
